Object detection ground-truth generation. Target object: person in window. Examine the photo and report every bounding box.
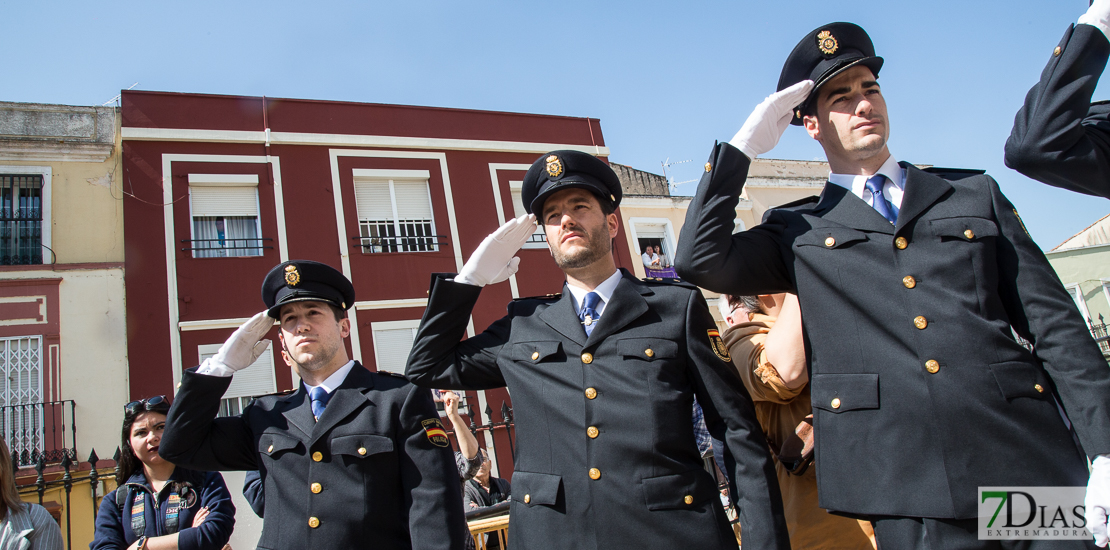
[0,437,62,550]
[656,246,671,268]
[640,244,659,268]
[92,396,235,550]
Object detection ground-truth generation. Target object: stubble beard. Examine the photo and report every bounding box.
[288,338,339,374]
[550,225,610,270]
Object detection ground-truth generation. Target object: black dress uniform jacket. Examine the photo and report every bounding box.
[1006,23,1110,198]
[675,142,1110,520]
[406,271,790,550]
[161,363,468,550]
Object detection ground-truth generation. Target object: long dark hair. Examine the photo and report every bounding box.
[116,396,171,485]
[0,437,24,520]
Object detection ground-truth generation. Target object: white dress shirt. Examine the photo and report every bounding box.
[304,359,355,393]
[566,270,622,318]
[827,153,906,216]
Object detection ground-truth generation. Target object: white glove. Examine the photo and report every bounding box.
[1087,455,1110,547]
[1080,0,1110,43]
[196,311,273,377]
[729,80,816,159]
[454,214,536,287]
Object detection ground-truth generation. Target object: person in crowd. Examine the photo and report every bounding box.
[160,261,467,550]
[92,396,234,550]
[640,244,659,267]
[406,150,789,550]
[1006,0,1110,199]
[719,293,874,550]
[462,449,509,511]
[675,21,1110,549]
[440,390,482,481]
[0,437,61,550]
[241,471,263,519]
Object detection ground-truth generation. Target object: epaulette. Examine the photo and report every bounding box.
[256,388,297,399]
[375,371,407,379]
[640,277,697,289]
[921,166,987,181]
[1092,99,1110,106]
[770,195,820,211]
[514,293,562,301]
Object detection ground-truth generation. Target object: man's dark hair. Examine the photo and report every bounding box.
[728,294,764,316]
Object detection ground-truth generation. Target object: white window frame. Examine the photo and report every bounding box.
[1065,283,1092,324]
[198,341,276,416]
[0,166,51,262]
[626,217,678,266]
[370,319,422,374]
[733,219,747,233]
[352,169,439,254]
[508,180,548,249]
[187,174,263,259]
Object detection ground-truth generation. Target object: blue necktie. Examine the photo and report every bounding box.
[309,386,331,421]
[864,175,898,224]
[580,292,602,336]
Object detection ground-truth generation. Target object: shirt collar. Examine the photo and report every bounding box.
[304,360,355,394]
[565,270,622,315]
[827,153,905,196]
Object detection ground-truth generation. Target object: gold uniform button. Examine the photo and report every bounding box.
[925,360,940,374]
[581,352,593,364]
[824,236,836,247]
[1054,46,1062,56]
[524,494,531,504]
[684,495,694,505]
[895,236,908,250]
[587,426,599,438]
[589,468,601,480]
[311,482,322,494]
[1035,384,1045,393]
[308,517,320,528]
[914,316,928,330]
[645,348,654,358]
[704,162,712,173]
[267,444,274,453]
[831,397,842,409]
[964,229,975,240]
[903,275,916,289]
[312,451,323,462]
[358,447,367,456]
[531,351,540,360]
[585,387,597,399]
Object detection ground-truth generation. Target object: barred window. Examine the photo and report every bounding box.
[188,175,264,258]
[353,174,438,254]
[0,336,43,465]
[509,181,547,248]
[0,175,43,265]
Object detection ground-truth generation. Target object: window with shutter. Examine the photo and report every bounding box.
[352,169,438,253]
[198,342,277,417]
[509,181,547,248]
[371,321,420,374]
[188,175,263,258]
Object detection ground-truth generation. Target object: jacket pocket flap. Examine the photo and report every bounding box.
[795,227,868,249]
[811,374,879,413]
[513,341,562,362]
[259,433,302,456]
[511,471,562,507]
[930,217,999,240]
[330,434,393,457]
[642,469,715,511]
[618,338,678,360]
[989,361,1050,400]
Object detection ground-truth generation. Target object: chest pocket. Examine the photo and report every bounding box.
[930,217,998,241]
[330,434,393,458]
[794,227,869,250]
[618,338,678,361]
[513,341,563,363]
[259,433,302,458]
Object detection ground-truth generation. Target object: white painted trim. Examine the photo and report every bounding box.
[123,127,611,156]
[351,169,431,180]
[0,165,51,256]
[160,154,285,386]
[626,216,678,259]
[269,158,289,262]
[1065,283,1092,322]
[487,163,533,299]
[187,174,259,185]
[353,298,428,310]
[369,319,422,331]
[178,317,276,331]
[0,296,47,326]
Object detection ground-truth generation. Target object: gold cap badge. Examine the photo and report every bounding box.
[817,30,838,55]
[546,155,564,178]
[284,264,301,286]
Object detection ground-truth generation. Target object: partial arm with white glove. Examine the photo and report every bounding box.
[453,214,537,287]
[196,311,274,377]
[1080,0,1110,42]
[729,80,815,160]
[1087,454,1110,547]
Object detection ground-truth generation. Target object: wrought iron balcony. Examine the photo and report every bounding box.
[1,400,77,467]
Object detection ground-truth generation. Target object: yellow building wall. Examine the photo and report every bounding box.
[18,468,117,550]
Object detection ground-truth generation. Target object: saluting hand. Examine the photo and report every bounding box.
[1086,455,1110,547]
[455,214,537,287]
[1080,0,1110,41]
[199,311,273,376]
[729,80,815,159]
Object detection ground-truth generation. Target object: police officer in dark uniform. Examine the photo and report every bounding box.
[161,260,468,550]
[1006,0,1110,199]
[675,22,1110,549]
[405,151,790,550]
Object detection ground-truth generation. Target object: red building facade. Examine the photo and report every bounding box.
[120,90,633,476]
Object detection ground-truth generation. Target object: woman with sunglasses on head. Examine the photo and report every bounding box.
[91,396,235,550]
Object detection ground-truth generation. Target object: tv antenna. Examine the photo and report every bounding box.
[661,158,696,190]
[103,83,140,107]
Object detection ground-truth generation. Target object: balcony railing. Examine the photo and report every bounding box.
[1089,315,1110,356]
[180,237,273,257]
[1,400,77,467]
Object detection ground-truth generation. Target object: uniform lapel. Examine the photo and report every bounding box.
[812,182,896,235]
[280,387,315,441]
[311,363,375,442]
[894,163,953,233]
[539,287,587,347]
[584,271,649,347]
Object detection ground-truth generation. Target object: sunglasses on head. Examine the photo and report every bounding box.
[125,395,168,415]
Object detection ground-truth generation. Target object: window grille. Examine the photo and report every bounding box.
[0,176,43,265]
[354,178,438,253]
[0,336,43,463]
[510,185,547,246]
[189,185,263,258]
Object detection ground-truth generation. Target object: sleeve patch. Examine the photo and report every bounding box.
[707,329,732,362]
[1012,208,1030,236]
[421,418,451,447]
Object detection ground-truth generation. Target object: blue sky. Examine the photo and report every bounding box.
[5,0,1107,249]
